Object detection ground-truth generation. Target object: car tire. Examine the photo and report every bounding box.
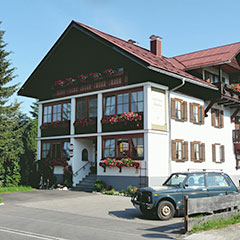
[157,201,175,220]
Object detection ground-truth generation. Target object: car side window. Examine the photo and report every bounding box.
[185,174,205,187]
[206,174,229,187]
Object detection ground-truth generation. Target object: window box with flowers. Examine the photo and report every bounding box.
[74,117,97,134]
[101,112,143,132]
[41,120,70,137]
[99,158,141,173]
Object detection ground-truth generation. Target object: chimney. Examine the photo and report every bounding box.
[150,35,162,57]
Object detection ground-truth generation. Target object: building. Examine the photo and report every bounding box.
[18,21,240,190]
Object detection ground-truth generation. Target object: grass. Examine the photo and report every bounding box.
[191,214,240,233]
[0,198,2,204]
[0,186,34,194]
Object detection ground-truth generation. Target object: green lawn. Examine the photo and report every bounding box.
[0,186,34,194]
[191,214,240,233]
[0,198,2,204]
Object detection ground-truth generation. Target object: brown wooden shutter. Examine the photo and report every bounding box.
[190,142,194,161]
[211,109,215,127]
[201,143,205,162]
[190,103,194,123]
[235,117,240,130]
[220,110,224,128]
[171,99,176,120]
[172,140,176,161]
[184,141,188,161]
[212,144,216,162]
[200,105,205,125]
[220,145,225,162]
[183,101,188,121]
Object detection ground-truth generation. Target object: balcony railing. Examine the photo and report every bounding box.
[233,130,240,143]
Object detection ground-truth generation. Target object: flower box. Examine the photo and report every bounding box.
[41,120,70,137]
[99,158,141,173]
[74,117,97,134]
[101,112,143,132]
[43,158,68,167]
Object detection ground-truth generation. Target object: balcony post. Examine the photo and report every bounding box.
[97,93,103,133]
[71,98,76,135]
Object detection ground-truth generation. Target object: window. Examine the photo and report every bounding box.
[205,71,219,84]
[190,103,204,124]
[236,149,240,169]
[212,144,225,163]
[103,139,115,158]
[104,89,143,116]
[131,91,143,112]
[172,140,188,161]
[185,174,205,187]
[43,101,71,123]
[104,96,115,116]
[82,149,88,161]
[41,141,70,159]
[171,98,187,121]
[42,143,50,158]
[103,135,144,159]
[206,174,229,187]
[190,141,205,162]
[76,97,97,119]
[211,109,224,128]
[132,137,144,158]
[117,93,129,114]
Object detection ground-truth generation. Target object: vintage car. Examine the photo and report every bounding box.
[131,171,239,220]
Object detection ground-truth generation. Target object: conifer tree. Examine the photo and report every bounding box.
[0,22,24,186]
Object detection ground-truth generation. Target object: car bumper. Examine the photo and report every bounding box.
[131,198,154,210]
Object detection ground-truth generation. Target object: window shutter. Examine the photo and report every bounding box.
[200,106,205,124]
[184,141,188,161]
[212,144,216,162]
[220,145,225,162]
[183,101,188,121]
[220,110,224,128]
[235,117,240,130]
[190,142,194,161]
[171,140,176,161]
[211,109,215,127]
[201,143,205,162]
[171,99,176,120]
[190,103,194,123]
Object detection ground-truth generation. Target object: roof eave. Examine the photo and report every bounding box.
[148,65,218,91]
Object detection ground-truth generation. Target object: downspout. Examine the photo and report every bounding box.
[168,78,186,175]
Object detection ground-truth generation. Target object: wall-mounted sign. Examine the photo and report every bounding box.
[69,143,74,158]
[151,88,167,130]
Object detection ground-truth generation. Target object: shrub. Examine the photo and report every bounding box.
[94,179,106,192]
[127,185,138,197]
[0,198,2,204]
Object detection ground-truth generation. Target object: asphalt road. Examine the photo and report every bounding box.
[0,190,183,240]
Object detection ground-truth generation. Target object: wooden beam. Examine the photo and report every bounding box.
[217,100,230,105]
[230,104,240,109]
[231,108,240,122]
[204,100,216,117]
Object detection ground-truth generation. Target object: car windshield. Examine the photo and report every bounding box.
[163,174,187,186]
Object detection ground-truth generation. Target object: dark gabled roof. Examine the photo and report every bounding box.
[74,21,216,89]
[168,42,240,70]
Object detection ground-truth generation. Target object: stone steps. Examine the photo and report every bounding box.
[73,174,97,192]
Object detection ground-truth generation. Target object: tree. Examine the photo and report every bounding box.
[19,102,38,186]
[0,22,25,186]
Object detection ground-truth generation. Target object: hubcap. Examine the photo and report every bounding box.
[161,205,171,216]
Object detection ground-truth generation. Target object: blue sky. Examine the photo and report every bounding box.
[1,0,240,115]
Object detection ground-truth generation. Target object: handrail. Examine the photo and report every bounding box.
[73,161,91,177]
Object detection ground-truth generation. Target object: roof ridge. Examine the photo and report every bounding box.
[171,41,240,59]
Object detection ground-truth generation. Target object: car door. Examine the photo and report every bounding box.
[182,173,209,199]
[206,173,232,196]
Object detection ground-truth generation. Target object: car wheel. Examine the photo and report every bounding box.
[157,201,175,220]
[140,206,154,217]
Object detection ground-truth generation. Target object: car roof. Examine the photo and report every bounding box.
[172,171,225,175]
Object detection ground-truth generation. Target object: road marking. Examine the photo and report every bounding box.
[0,226,68,240]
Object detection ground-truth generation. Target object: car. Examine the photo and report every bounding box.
[131,171,239,220]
